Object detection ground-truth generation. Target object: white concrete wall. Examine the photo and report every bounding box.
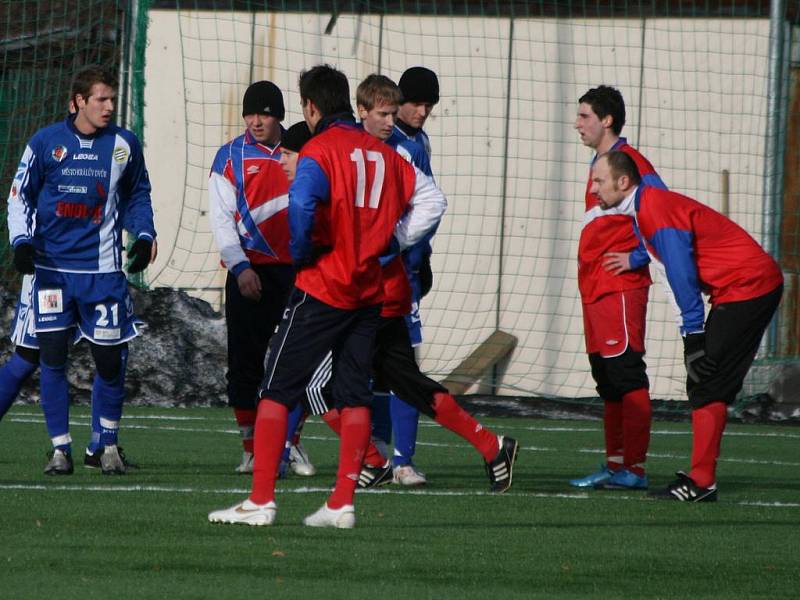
[142,10,771,399]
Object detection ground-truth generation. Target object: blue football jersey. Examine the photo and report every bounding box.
[7,115,155,273]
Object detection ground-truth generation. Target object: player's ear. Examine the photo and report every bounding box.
[601,114,614,130]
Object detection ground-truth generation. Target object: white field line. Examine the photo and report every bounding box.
[0,482,797,508]
[9,411,800,439]
[8,416,800,467]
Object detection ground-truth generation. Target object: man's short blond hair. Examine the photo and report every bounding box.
[356,74,401,111]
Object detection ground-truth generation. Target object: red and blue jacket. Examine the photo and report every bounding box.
[620,185,783,335]
[579,138,666,303]
[208,129,291,276]
[289,118,446,310]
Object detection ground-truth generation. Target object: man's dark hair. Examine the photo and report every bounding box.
[70,65,118,108]
[579,85,625,135]
[605,150,641,185]
[298,64,352,117]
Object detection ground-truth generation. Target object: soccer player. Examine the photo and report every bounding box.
[354,73,520,493]
[370,66,441,486]
[208,64,446,528]
[7,65,156,475]
[571,85,666,490]
[279,120,391,482]
[591,151,783,502]
[0,274,138,469]
[208,81,309,475]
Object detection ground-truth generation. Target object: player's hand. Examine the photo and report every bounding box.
[602,252,633,275]
[13,243,36,274]
[237,268,262,301]
[293,246,331,271]
[150,239,158,263]
[419,253,433,297]
[683,332,718,383]
[127,238,153,273]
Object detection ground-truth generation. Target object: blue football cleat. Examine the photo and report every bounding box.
[569,464,614,488]
[595,468,649,490]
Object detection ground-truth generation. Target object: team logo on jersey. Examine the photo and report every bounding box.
[113,147,128,163]
[51,145,68,162]
[10,185,17,199]
[37,289,63,314]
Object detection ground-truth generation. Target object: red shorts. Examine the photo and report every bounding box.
[583,287,648,357]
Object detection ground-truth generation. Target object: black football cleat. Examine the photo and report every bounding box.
[84,446,139,470]
[485,436,519,493]
[649,471,717,502]
[357,460,393,489]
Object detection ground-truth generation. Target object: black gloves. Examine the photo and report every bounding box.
[683,332,718,383]
[13,243,35,274]
[127,238,153,273]
[419,253,433,298]
[293,245,331,270]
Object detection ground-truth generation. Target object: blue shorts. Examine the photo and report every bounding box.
[33,269,141,345]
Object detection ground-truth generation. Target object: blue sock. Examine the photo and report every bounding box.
[40,362,72,453]
[390,393,420,467]
[95,349,127,447]
[280,403,304,464]
[371,393,392,447]
[87,374,102,453]
[95,374,124,447]
[0,353,37,421]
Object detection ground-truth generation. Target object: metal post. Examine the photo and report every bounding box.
[492,17,514,392]
[762,0,787,356]
[721,170,729,216]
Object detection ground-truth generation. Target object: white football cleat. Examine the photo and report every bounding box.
[392,464,427,486]
[235,451,254,474]
[302,503,355,529]
[208,499,277,526]
[288,443,316,477]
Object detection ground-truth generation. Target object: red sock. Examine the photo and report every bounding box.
[603,400,624,470]
[689,401,727,488]
[622,388,652,476]
[432,392,498,462]
[327,406,370,510]
[323,408,384,467]
[233,408,257,454]
[321,408,341,434]
[249,399,288,505]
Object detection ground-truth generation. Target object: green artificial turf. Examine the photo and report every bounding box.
[0,405,798,599]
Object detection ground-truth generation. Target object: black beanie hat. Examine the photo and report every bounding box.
[242,81,285,120]
[282,121,313,152]
[398,67,439,105]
